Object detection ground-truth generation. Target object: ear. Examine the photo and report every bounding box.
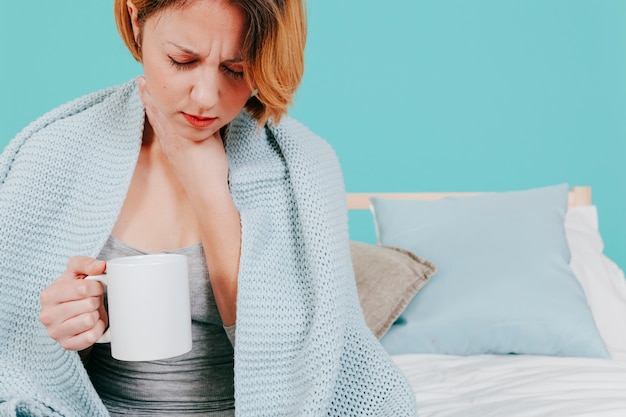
[126,0,141,46]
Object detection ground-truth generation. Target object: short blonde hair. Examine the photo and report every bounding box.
[114,0,307,125]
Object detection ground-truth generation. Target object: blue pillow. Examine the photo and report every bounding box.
[372,184,609,358]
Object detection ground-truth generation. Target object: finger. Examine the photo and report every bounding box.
[141,95,162,130]
[40,278,104,311]
[65,256,106,279]
[213,127,222,142]
[58,317,107,351]
[97,299,109,329]
[45,306,98,343]
[59,295,102,323]
[136,77,170,136]
[137,81,163,133]
[40,294,102,328]
[61,309,101,339]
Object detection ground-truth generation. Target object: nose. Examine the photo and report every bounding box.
[190,69,219,111]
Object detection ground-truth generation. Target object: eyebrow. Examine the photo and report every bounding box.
[167,41,243,63]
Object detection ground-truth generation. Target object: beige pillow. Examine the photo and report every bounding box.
[351,241,436,339]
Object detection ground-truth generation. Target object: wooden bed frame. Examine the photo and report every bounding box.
[346,186,591,210]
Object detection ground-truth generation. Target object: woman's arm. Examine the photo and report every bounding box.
[137,77,240,326]
[189,186,241,326]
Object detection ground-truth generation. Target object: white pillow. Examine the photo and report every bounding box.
[566,206,626,361]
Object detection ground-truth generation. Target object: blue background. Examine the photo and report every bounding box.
[1,1,624,269]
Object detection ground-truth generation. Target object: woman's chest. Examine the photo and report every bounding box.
[112,149,202,252]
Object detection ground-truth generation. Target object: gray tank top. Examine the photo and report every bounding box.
[86,236,235,416]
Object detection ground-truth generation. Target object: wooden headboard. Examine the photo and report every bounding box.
[346,186,591,210]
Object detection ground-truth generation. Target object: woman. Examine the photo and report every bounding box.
[0,0,417,415]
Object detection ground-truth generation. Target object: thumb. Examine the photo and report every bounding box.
[86,259,107,276]
[65,256,106,279]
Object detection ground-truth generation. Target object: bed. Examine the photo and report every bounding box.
[346,184,626,417]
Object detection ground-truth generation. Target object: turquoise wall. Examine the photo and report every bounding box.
[1,1,625,269]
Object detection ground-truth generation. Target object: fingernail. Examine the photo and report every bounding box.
[136,76,145,87]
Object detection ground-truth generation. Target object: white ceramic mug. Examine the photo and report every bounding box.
[86,253,192,361]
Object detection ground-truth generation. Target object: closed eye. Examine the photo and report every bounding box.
[221,64,244,80]
[168,56,198,70]
[168,54,245,80]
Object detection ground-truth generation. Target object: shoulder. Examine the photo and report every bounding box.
[1,79,142,180]
[226,112,345,193]
[268,115,339,167]
[269,115,346,196]
[270,116,331,149]
[227,111,340,171]
[13,79,140,144]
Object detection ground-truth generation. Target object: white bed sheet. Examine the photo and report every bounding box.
[394,354,626,417]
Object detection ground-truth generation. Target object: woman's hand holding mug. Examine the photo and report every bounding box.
[40,253,192,362]
[39,256,109,351]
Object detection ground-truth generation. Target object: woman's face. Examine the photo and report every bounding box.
[132,0,251,141]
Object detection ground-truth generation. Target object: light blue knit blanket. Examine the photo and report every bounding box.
[0,80,417,416]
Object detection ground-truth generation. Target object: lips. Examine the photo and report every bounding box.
[182,112,217,128]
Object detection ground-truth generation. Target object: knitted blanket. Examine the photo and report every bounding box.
[0,80,417,417]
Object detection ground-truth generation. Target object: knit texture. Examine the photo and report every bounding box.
[0,80,417,416]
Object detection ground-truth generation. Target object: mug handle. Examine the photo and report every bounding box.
[85,274,111,344]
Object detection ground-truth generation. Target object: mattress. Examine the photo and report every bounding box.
[394,354,626,417]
